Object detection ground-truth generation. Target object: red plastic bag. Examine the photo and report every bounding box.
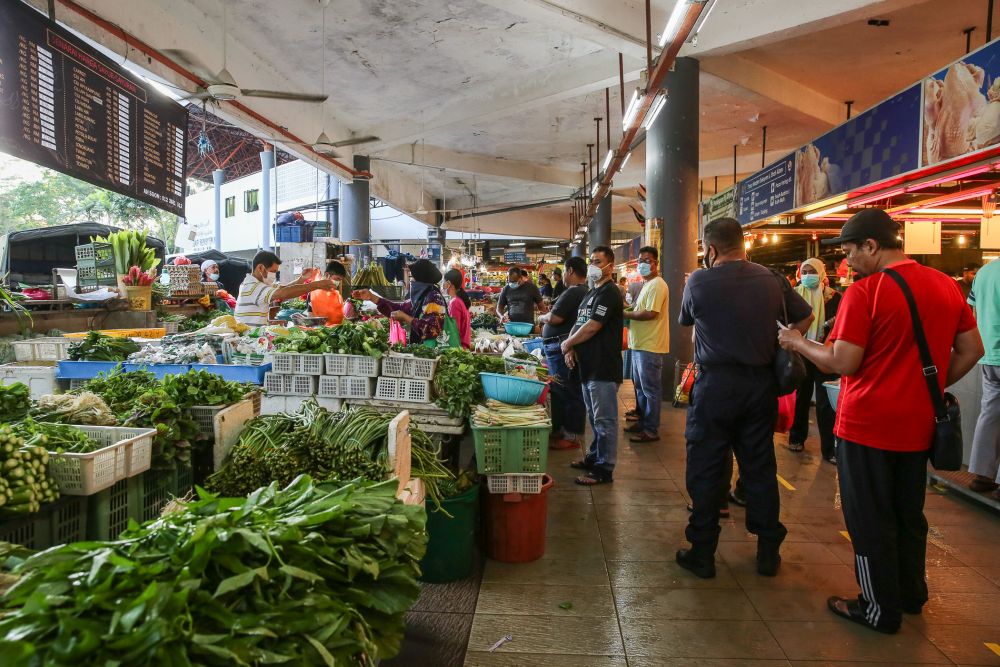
[389,319,407,346]
[774,393,796,434]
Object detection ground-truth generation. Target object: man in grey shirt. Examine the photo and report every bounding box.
[498,267,546,323]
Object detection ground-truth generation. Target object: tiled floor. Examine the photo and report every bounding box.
[395,385,1000,666]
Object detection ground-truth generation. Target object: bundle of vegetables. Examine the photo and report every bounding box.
[30,393,117,426]
[388,343,438,359]
[122,265,155,287]
[207,402,453,508]
[0,384,30,423]
[0,425,59,515]
[10,419,102,453]
[67,331,141,361]
[433,348,505,419]
[272,321,389,358]
[0,475,426,665]
[354,263,391,286]
[92,230,159,275]
[122,387,200,466]
[161,369,252,406]
[177,309,229,333]
[470,312,500,330]
[76,369,159,417]
[270,326,330,354]
[472,399,550,427]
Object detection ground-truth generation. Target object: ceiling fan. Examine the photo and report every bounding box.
[165,0,326,104]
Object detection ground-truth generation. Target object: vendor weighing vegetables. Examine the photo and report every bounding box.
[235,250,334,326]
[353,259,445,345]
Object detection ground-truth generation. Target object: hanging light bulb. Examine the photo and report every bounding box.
[811,233,818,241]
[771,233,779,243]
[744,239,752,250]
[958,234,967,246]
[760,234,769,244]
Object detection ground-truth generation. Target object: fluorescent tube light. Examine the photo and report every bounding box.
[643,93,667,130]
[602,150,614,173]
[619,152,631,172]
[622,88,642,130]
[804,204,848,220]
[658,0,690,48]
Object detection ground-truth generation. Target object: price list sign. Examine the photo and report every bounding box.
[0,0,188,216]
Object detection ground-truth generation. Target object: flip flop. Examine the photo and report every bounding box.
[827,596,898,634]
[629,432,660,443]
[575,471,613,486]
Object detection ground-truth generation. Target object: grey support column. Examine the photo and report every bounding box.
[571,239,586,258]
[588,195,611,251]
[646,56,699,372]
[340,155,371,266]
[212,169,224,251]
[259,150,274,250]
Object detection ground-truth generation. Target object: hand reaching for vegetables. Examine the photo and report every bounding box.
[390,311,413,324]
[352,289,374,301]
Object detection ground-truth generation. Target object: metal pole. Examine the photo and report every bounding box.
[619,53,626,116]
[212,169,224,251]
[645,0,652,74]
[965,26,976,53]
[714,175,718,194]
[606,89,612,150]
[846,100,854,120]
[587,144,594,197]
[595,118,602,175]
[732,145,737,182]
[761,126,767,167]
[989,0,995,42]
[259,149,274,250]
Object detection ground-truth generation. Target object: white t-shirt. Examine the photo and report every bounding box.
[235,275,279,326]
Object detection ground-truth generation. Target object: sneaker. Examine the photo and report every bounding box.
[824,455,837,465]
[675,549,716,579]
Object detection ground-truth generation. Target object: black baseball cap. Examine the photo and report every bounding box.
[821,208,901,245]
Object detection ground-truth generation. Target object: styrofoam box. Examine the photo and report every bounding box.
[261,394,342,415]
[0,362,58,399]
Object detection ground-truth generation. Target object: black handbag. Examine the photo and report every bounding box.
[882,268,963,470]
[773,273,807,396]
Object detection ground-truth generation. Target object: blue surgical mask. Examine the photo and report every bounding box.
[637,262,651,277]
[208,272,220,281]
[801,274,820,290]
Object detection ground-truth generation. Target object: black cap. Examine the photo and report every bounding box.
[821,208,901,246]
[408,259,442,284]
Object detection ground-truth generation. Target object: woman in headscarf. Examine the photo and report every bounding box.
[353,259,446,345]
[787,258,843,463]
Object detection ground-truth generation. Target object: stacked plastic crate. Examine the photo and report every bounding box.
[317,353,380,400]
[75,243,117,293]
[166,265,202,297]
[374,353,438,404]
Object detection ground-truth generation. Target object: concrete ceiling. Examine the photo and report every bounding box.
[39,0,997,238]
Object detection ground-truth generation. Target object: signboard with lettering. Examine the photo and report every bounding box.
[0,0,188,216]
[503,252,528,264]
[736,155,795,226]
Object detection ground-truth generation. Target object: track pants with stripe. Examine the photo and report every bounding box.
[837,438,930,632]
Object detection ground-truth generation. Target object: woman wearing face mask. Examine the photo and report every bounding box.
[353,259,446,345]
[443,268,472,349]
[310,261,349,325]
[787,258,842,461]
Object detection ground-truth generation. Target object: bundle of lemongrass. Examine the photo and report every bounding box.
[471,399,550,428]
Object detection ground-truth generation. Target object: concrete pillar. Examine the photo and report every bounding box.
[212,169,224,251]
[588,195,612,251]
[571,239,586,258]
[340,155,371,267]
[646,56,699,371]
[259,150,274,250]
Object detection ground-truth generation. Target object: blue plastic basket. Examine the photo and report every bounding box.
[480,372,545,406]
[190,363,272,384]
[522,337,544,354]
[120,363,192,379]
[56,361,119,379]
[274,224,314,243]
[504,322,534,336]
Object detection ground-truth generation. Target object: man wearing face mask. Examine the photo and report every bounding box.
[234,250,334,326]
[778,208,982,634]
[201,261,223,289]
[677,218,813,580]
[561,246,624,485]
[623,246,669,443]
[497,267,546,324]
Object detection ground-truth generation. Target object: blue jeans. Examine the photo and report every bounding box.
[582,380,620,475]
[544,341,585,439]
[631,350,665,436]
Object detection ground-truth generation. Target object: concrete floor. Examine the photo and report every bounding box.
[388,385,1000,666]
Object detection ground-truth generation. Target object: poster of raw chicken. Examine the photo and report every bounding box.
[923,39,1000,166]
[795,85,921,208]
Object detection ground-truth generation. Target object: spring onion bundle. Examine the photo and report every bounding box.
[472,400,551,428]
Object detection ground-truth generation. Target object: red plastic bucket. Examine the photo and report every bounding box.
[483,474,554,563]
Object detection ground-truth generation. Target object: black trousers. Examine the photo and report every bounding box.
[789,358,837,458]
[685,365,787,556]
[838,438,929,631]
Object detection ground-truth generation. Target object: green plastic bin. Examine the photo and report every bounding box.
[87,478,139,541]
[420,483,479,583]
[471,425,550,474]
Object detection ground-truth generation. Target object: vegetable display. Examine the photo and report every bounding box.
[472,400,550,427]
[10,419,101,453]
[29,393,117,426]
[433,348,505,419]
[92,230,159,275]
[0,384,30,423]
[388,343,437,359]
[0,475,426,665]
[161,370,252,406]
[272,321,389,358]
[127,340,216,364]
[67,331,140,361]
[0,424,59,515]
[207,402,453,508]
[75,369,159,417]
[471,312,500,330]
[354,263,391,286]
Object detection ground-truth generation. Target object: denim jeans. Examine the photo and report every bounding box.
[969,365,1000,481]
[631,350,665,435]
[582,380,620,475]
[544,341,585,439]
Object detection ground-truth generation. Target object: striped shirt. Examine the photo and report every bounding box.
[235,276,279,326]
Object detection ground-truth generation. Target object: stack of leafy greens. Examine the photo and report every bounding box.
[67,332,140,362]
[0,384,30,423]
[0,475,426,665]
[10,419,102,454]
[207,402,453,509]
[433,348,505,419]
[271,321,388,357]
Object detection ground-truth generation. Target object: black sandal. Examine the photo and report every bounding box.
[569,460,593,471]
[575,470,613,486]
[827,596,898,634]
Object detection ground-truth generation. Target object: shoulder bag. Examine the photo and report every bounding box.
[773,272,807,396]
[882,268,963,470]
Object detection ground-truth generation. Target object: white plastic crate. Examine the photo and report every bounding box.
[0,362,58,399]
[382,353,438,380]
[261,394,342,415]
[47,426,155,495]
[374,376,431,403]
[271,353,297,374]
[317,375,340,398]
[375,376,401,401]
[263,373,317,396]
[487,473,545,495]
[190,399,256,469]
[11,337,72,362]
[272,353,325,375]
[263,372,289,394]
[323,354,379,377]
[318,376,375,399]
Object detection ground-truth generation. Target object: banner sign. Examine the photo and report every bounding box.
[795,85,920,209]
[0,0,188,216]
[736,154,795,226]
[705,186,736,223]
[503,252,528,264]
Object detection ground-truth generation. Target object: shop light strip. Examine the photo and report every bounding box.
[804,204,848,220]
[658,0,692,47]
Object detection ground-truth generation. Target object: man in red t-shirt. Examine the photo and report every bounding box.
[778,208,983,634]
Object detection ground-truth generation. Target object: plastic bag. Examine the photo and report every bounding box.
[389,319,407,345]
[774,393,796,434]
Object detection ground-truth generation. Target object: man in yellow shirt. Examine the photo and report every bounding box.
[623,246,669,443]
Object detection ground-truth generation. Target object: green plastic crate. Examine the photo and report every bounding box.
[0,510,52,550]
[139,467,176,522]
[175,463,193,497]
[87,478,139,541]
[49,496,88,545]
[471,424,551,474]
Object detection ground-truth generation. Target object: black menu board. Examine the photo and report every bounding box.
[0,0,188,216]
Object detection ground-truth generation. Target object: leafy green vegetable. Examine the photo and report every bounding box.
[161,369,252,406]
[0,384,30,423]
[471,312,499,330]
[0,475,427,665]
[67,332,140,361]
[272,321,389,357]
[433,348,505,419]
[10,419,102,453]
[92,230,159,275]
[76,368,159,416]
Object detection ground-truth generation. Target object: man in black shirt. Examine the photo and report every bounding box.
[497,267,545,323]
[539,257,589,450]
[677,218,813,579]
[561,246,624,485]
[552,267,566,299]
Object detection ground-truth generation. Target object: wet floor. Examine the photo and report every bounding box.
[387,385,1000,666]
